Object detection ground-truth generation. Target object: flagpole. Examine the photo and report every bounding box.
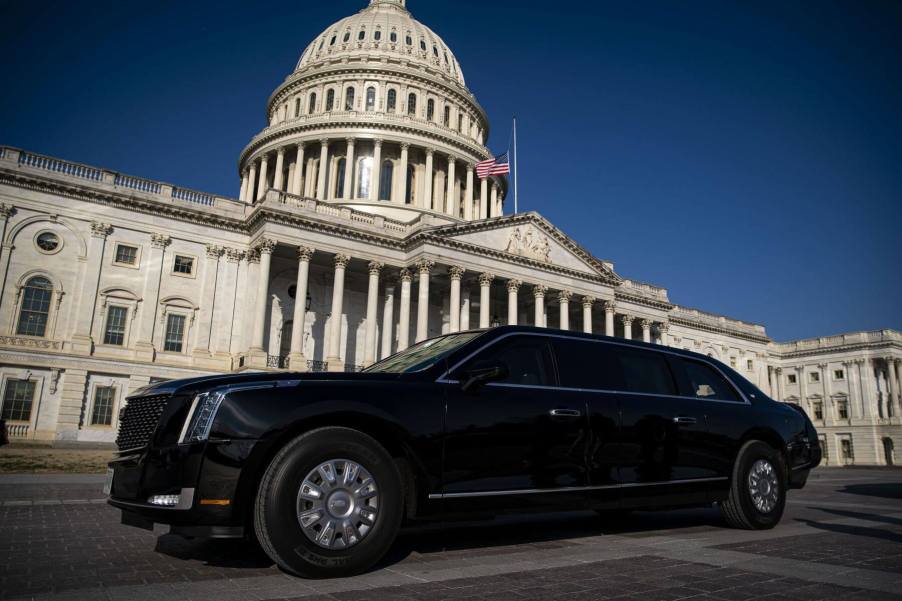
[513,115,519,214]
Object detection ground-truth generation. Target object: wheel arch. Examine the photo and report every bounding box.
[737,427,790,472]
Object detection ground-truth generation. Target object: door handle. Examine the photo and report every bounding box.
[549,408,582,418]
[673,416,698,426]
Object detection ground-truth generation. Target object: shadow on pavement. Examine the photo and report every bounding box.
[839,482,902,500]
[810,507,902,528]
[794,517,902,545]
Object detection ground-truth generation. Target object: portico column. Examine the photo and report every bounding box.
[582,296,595,334]
[246,163,257,203]
[371,140,383,201]
[640,319,652,343]
[398,269,413,351]
[558,291,571,330]
[191,244,224,356]
[448,266,465,333]
[479,273,494,328]
[604,301,616,336]
[415,260,434,342]
[239,170,249,202]
[886,357,899,407]
[774,368,783,401]
[273,147,286,191]
[291,143,305,195]
[460,287,471,330]
[380,283,395,360]
[465,165,475,220]
[397,143,410,204]
[479,177,488,219]
[446,157,457,215]
[423,149,434,210]
[316,139,329,200]
[657,323,669,346]
[843,361,859,417]
[507,280,521,326]
[895,359,902,408]
[490,183,499,218]
[289,247,315,370]
[250,238,277,352]
[256,153,269,201]
[134,233,170,360]
[344,138,356,199]
[621,315,634,340]
[859,359,875,418]
[798,366,808,412]
[364,262,383,366]
[532,285,547,327]
[326,254,351,371]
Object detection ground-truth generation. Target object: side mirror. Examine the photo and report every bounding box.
[461,361,509,393]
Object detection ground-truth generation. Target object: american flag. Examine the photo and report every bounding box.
[476,152,510,178]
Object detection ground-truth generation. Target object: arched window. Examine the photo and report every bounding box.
[387,89,397,113]
[17,276,53,337]
[443,106,450,127]
[374,29,382,41]
[357,157,373,199]
[358,29,366,41]
[318,39,324,51]
[405,34,412,46]
[433,45,439,57]
[343,31,351,43]
[458,113,463,132]
[345,87,355,111]
[366,87,376,111]
[379,160,393,201]
[390,31,397,43]
[330,35,336,46]
[335,158,346,198]
[326,88,335,111]
[294,98,301,118]
[406,165,415,204]
[407,93,417,116]
[308,93,317,114]
[420,38,426,51]
[427,98,435,122]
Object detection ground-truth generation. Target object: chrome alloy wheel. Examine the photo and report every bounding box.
[296,459,379,549]
[747,459,779,514]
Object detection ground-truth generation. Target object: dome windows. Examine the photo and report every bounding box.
[365,87,376,111]
[357,157,373,198]
[345,86,356,111]
[405,33,412,46]
[443,105,450,127]
[420,38,426,51]
[308,93,317,114]
[433,45,439,57]
[407,93,417,116]
[379,161,393,201]
[358,28,366,41]
[335,158,347,198]
[426,98,435,122]
[374,29,382,41]
[294,97,301,118]
[343,31,351,43]
[318,39,325,51]
[326,89,335,111]
[330,35,337,46]
[390,30,397,43]
[387,89,397,113]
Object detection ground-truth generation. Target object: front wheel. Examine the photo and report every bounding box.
[721,440,787,530]
[253,427,403,577]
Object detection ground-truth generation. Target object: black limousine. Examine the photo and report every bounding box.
[108,326,821,577]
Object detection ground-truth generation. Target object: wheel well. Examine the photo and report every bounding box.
[739,429,789,472]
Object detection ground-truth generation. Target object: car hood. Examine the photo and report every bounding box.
[131,371,404,398]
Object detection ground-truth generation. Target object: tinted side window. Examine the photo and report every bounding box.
[461,336,553,387]
[682,359,742,402]
[618,349,676,395]
[552,339,623,391]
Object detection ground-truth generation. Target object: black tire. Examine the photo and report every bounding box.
[721,440,787,530]
[254,427,403,578]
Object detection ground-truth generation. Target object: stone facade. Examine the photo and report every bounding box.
[0,0,898,463]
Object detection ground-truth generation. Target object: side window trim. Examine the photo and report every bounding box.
[675,356,745,403]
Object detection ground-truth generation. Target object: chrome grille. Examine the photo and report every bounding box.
[115,394,171,452]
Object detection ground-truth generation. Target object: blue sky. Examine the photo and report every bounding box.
[1,0,899,341]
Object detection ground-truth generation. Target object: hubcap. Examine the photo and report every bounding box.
[296,459,379,550]
[747,459,779,514]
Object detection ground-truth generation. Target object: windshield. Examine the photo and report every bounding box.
[364,332,483,374]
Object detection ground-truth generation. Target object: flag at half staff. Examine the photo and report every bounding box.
[476,152,510,178]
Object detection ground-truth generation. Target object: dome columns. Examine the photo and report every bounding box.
[371,140,383,202]
[422,148,434,210]
[344,138,356,200]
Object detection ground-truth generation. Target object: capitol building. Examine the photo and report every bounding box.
[0,0,899,466]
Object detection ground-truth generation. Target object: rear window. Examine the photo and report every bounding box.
[682,359,742,402]
[552,339,622,390]
[617,349,676,395]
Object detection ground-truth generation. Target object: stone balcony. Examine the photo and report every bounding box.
[774,329,902,355]
[670,305,769,339]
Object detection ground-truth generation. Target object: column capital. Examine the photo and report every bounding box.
[415,259,435,274]
[774,367,783,375]
[449,266,466,281]
[373,139,383,148]
[582,296,596,308]
[399,268,413,283]
[466,163,475,172]
[296,141,306,150]
[558,290,573,304]
[297,246,315,262]
[479,272,495,287]
[621,315,634,327]
[532,284,548,298]
[817,362,828,370]
[506,279,522,293]
[602,300,616,313]
[400,142,411,151]
[368,261,384,275]
[320,138,330,146]
[150,233,172,249]
[90,222,113,239]
[0,203,15,220]
[639,318,652,330]
[334,254,351,269]
[276,146,286,156]
[246,248,261,264]
[256,238,277,255]
[205,244,225,259]
[345,137,356,145]
[657,322,670,334]
[425,147,435,157]
[225,248,245,263]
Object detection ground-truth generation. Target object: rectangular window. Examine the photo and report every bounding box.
[2,379,36,422]
[552,339,622,391]
[114,244,138,266]
[618,349,676,396]
[834,369,845,381]
[681,359,742,402]
[813,402,823,421]
[164,314,186,353]
[730,357,737,368]
[103,306,128,346]
[837,401,849,420]
[746,359,754,371]
[841,439,853,460]
[173,255,194,275]
[809,372,820,383]
[91,386,115,426]
[787,374,797,384]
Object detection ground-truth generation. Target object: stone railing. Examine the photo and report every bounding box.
[266,190,413,235]
[671,306,768,337]
[6,423,29,439]
[619,279,670,302]
[18,151,103,182]
[114,173,161,194]
[775,329,901,353]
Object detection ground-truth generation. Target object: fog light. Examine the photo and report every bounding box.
[148,494,180,507]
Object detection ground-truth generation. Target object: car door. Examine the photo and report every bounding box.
[440,334,591,513]
[615,347,712,507]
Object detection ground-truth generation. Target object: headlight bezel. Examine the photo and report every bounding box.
[178,391,226,444]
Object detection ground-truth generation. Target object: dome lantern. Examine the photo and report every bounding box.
[369,0,407,8]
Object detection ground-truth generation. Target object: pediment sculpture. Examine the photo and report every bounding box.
[505,227,552,263]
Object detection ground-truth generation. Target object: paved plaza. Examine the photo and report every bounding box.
[0,467,900,601]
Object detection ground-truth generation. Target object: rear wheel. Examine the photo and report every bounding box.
[721,440,786,530]
[254,427,403,577]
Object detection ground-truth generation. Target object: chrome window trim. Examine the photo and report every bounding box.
[436,331,751,406]
[428,476,728,500]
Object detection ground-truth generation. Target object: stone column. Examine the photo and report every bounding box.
[381,283,395,360]
[316,139,329,200]
[326,254,351,371]
[886,357,899,409]
[291,143,305,195]
[397,143,409,204]
[250,239,277,355]
[213,248,242,360]
[465,165,475,220]
[640,319,652,343]
[774,368,783,401]
[415,259,434,342]
[895,359,902,409]
[246,162,258,203]
[448,266,465,333]
[843,361,859,417]
[191,244,224,358]
[819,363,831,424]
[479,273,494,328]
[398,269,413,351]
[344,138,356,199]
[797,366,808,412]
[657,323,669,346]
[239,170,249,202]
[558,291,572,331]
[446,157,457,215]
[460,287,471,331]
[531,285,547,327]
[621,315,634,340]
[364,262,383,367]
[603,301,616,337]
[582,296,595,334]
[479,177,488,219]
[289,247,315,369]
[273,147,286,191]
[70,222,113,354]
[859,359,875,418]
[490,183,499,218]
[423,149,434,210]
[256,153,269,201]
[507,280,521,326]
[134,233,170,361]
[371,140,383,201]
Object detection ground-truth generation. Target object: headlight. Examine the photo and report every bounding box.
[178,391,226,444]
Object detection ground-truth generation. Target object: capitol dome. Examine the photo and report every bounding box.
[237,0,506,224]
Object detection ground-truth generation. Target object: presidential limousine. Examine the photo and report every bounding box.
[107,326,821,577]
